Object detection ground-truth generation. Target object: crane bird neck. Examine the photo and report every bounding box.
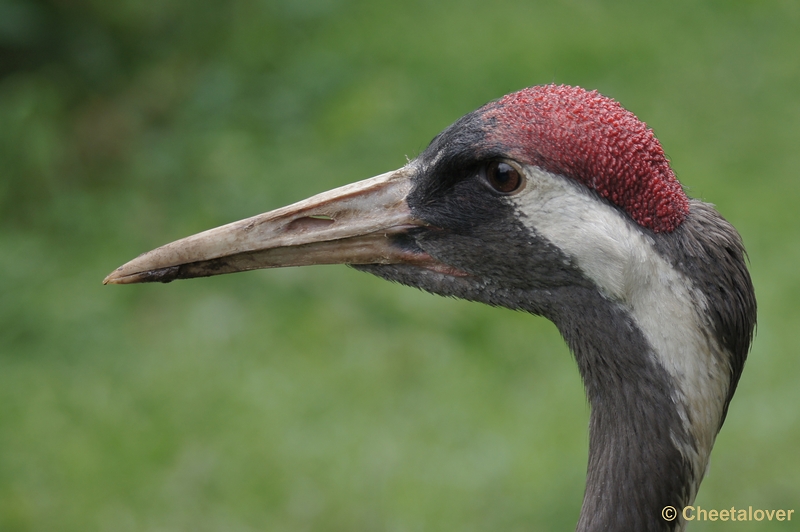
[481,84,689,233]
[507,166,732,530]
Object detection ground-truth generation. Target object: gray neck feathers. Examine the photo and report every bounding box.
[548,288,693,532]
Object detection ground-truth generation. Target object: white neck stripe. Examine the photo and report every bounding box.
[510,166,729,497]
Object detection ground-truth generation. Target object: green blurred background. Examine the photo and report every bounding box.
[1,0,798,530]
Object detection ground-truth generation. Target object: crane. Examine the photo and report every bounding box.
[105,84,756,531]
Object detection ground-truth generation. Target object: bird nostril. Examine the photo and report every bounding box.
[286,215,335,232]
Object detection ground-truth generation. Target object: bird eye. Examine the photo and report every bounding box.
[485,161,523,194]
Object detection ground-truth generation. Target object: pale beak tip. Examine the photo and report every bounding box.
[103,265,181,285]
[103,268,134,285]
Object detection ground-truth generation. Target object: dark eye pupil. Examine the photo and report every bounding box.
[487,161,522,193]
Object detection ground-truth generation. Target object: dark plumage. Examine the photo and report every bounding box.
[105,84,756,532]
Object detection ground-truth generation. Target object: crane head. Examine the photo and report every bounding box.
[104,85,689,311]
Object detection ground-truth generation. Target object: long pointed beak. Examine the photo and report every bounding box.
[104,166,447,285]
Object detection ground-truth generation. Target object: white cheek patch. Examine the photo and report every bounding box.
[511,166,729,491]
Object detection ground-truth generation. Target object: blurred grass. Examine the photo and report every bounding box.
[1,0,798,530]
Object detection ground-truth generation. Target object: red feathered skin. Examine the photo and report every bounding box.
[481,85,689,233]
